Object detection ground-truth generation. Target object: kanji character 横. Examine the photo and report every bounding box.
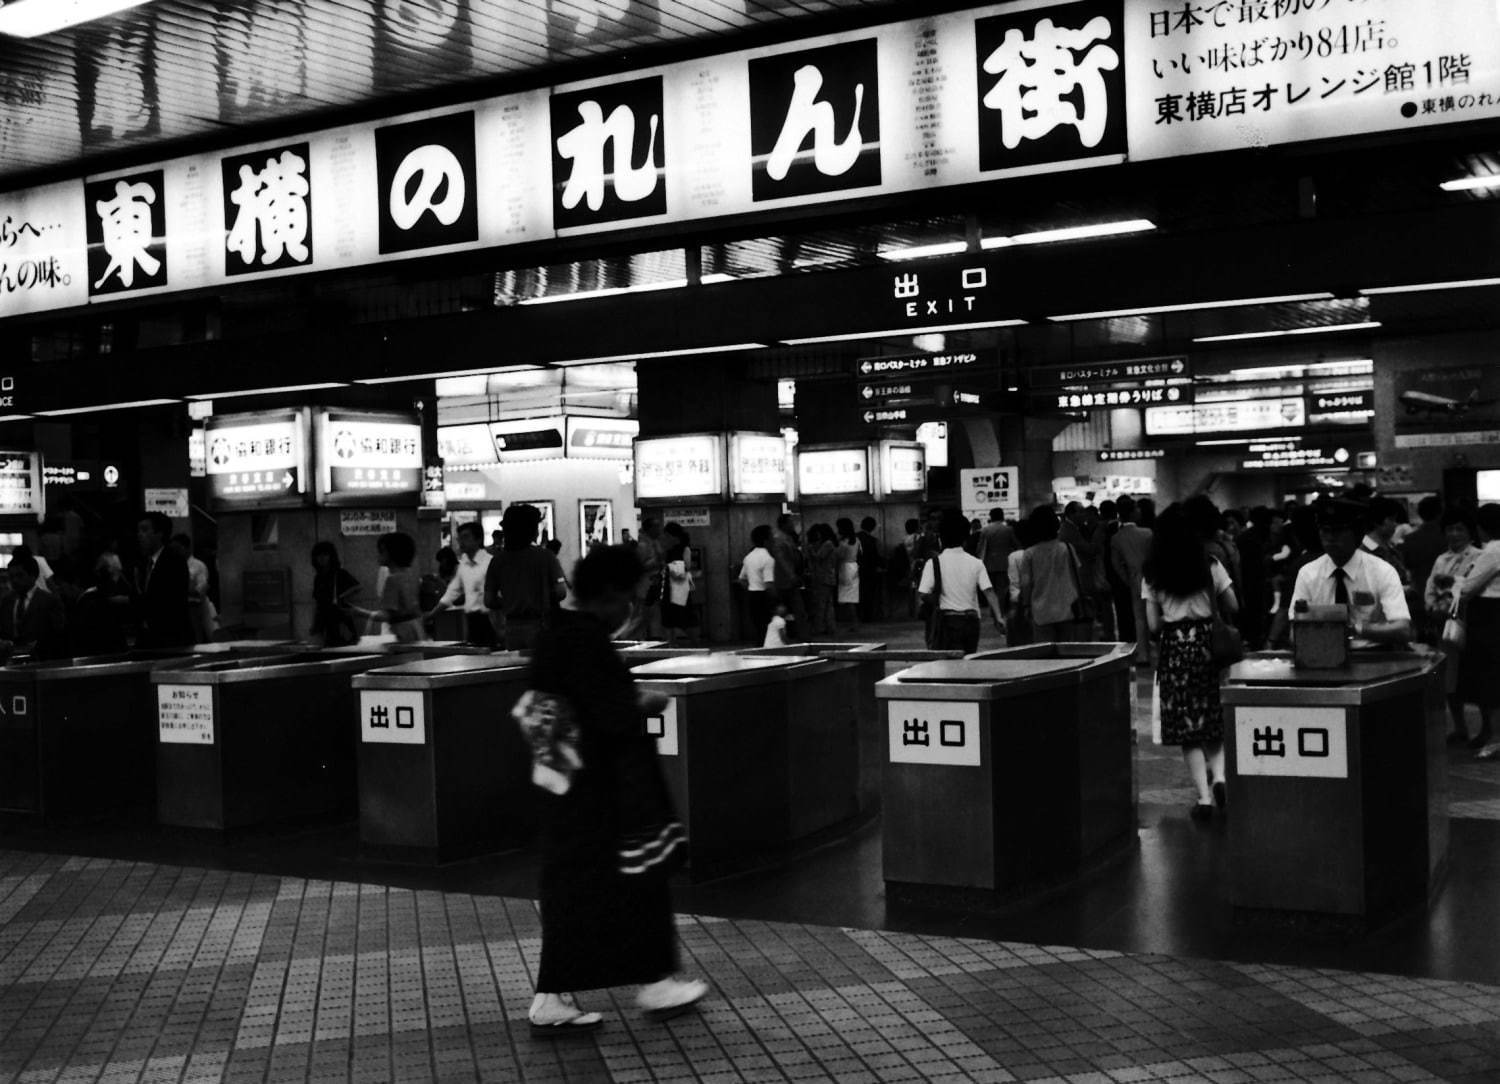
[226,148,311,268]
[982,16,1120,149]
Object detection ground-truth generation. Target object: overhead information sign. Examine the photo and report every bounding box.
[436,424,499,468]
[1030,356,1189,388]
[857,352,988,379]
[205,410,311,508]
[566,418,638,461]
[1046,385,1191,411]
[730,434,789,500]
[490,418,567,462]
[1239,444,1356,472]
[315,410,423,506]
[798,447,873,497]
[881,443,927,496]
[1145,397,1305,437]
[634,435,726,503]
[1097,448,1165,462]
[0,452,42,520]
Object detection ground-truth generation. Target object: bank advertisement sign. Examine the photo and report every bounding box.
[634,434,726,503]
[204,409,312,508]
[315,410,423,506]
[0,452,43,521]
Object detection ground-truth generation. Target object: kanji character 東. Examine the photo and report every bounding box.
[93,179,160,290]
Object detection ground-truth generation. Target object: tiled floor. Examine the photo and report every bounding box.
[3,848,1500,1084]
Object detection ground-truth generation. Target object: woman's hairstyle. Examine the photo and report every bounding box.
[905,518,921,534]
[1027,505,1060,542]
[501,504,542,550]
[380,532,417,568]
[310,541,340,570]
[663,522,689,547]
[1441,508,1477,538]
[1136,497,1157,529]
[1477,503,1500,540]
[1143,504,1212,599]
[836,517,855,540]
[573,544,646,602]
[1183,494,1224,540]
[435,547,459,574]
[751,524,772,548]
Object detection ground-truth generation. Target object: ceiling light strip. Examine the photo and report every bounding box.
[184,382,349,401]
[1049,292,1334,322]
[36,398,179,417]
[552,343,767,366]
[354,365,540,386]
[1360,277,1500,295]
[1192,321,1382,344]
[782,320,1027,346]
[1439,176,1500,192]
[878,241,969,261]
[518,280,689,305]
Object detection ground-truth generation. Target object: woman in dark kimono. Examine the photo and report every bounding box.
[527,545,706,1034]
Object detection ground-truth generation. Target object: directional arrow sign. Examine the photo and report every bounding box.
[283,471,295,489]
[857,352,988,378]
[857,381,918,403]
[862,408,911,425]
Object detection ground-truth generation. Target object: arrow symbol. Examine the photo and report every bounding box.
[861,386,874,399]
[283,472,294,489]
[863,411,875,424]
[860,361,873,375]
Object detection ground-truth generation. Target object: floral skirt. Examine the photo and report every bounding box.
[1158,618,1224,746]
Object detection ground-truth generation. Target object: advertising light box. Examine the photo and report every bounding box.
[730,433,789,501]
[634,434,726,504]
[205,410,312,509]
[315,410,423,507]
[567,417,638,461]
[1145,398,1306,438]
[0,452,43,521]
[437,424,499,467]
[881,442,926,498]
[797,446,873,501]
[491,417,566,461]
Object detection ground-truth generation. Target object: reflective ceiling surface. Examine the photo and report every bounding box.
[0,0,903,187]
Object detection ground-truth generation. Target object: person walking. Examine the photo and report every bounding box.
[804,523,837,636]
[855,516,885,623]
[660,523,699,647]
[918,509,1005,654]
[134,512,194,648]
[1110,496,1155,664]
[309,541,360,647]
[526,545,706,1033]
[1019,506,1082,643]
[1426,509,1481,745]
[770,515,809,632]
[1142,504,1238,822]
[976,509,1018,617]
[738,525,777,643]
[834,518,861,635]
[348,532,427,643]
[426,521,495,646]
[485,505,569,651]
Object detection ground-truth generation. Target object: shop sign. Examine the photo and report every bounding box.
[1047,384,1191,411]
[0,452,42,519]
[204,410,310,507]
[566,417,638,461]
[1234,706,1347,780]
[857,352,987,379]
[43,459,125,491]
[797,447,872,497]
[1238,445,1355,472]
[634,435,725,502]
[158,685,214,745]
[437,423,499,467]
[730,433,789,499]
[1394,364,1500,433]
[445,479,488,503]
[0,183,87,316]
[316,410,423,503]
[1145,396,1304,437]
[888,701,981,767]
[881,442,926,496]
[1097,448,1164,462]
[340,510,397,537]
[1125,0,1500,161]
[1030,356,1189,388]
[490,418,566,461]
[144,487,190,518]
[644,699,679,758]
[1394,430,1500,450]
[960,466,1019,518]
[1305,388,1375,426]
[359,690,426,745]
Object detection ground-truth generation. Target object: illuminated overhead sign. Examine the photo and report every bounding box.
[1097,448,1165,462]
[797,446,872,499]
[204,410,312,508]
[881,442,926,497]
[1145,397,1305,437]
[315,410,423,506]
[0,452,42,520]
[1049,385,1191,411]
[634,435,726,504]
[436,424,499,467]
[729,433,789,500]
[566,417,638,461]
[489,418,566,462]
[1030,357,1190,388]
[1239,445,1360,472]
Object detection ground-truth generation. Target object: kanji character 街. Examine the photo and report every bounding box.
[982,16,1120,150]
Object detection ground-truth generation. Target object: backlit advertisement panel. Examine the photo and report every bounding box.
[634,434,726,504]
[315,409,423,506]
[797,446,872,499]
[205,409,312,509]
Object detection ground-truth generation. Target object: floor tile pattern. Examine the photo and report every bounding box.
[3,850,1498,1083]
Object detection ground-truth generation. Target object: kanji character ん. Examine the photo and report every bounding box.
[982,16,1120,150]
[767,64,867,181]
[226,148,311,269]
[93,179,161,290]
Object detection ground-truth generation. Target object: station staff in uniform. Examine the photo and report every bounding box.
[1289,500,1411,649]
[427,521,494,647]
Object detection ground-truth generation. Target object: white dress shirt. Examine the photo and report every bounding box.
[1290,549,1410,647]
[1459,539,1500,602]
[918,547,994,613]
[440,550,491,613]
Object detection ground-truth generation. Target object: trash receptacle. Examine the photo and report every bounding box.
[0,654,195,821]
[877,642,1134,899]
[151,651,390,831]
[351,653,533,862]
[630,653,855,878]
[1222,651,1447,923]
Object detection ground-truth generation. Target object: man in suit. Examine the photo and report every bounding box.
[0,553,67,658]
[136,512,194,648]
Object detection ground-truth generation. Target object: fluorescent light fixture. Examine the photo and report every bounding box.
[1192,321,1382,344]
[184,382,347,401]
[1197,438,1262,447]
[36,398,178,417]
[0,0,152,37]
[1049,292,1334,322]
[0,415,31,423]
[552,343,766,366]
[1440,175,1500,192]
[985,219,1156,249]
[354,365,540,386]
[878,241,968,261]
[1361,276,1500,295]
[783,319,1027,346]
[1212,359,1373,382]
[700,273,737,284]
[519,279,688,305]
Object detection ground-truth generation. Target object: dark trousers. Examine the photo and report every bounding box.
[464,611,497,648]
[933,612,981,655]
[747,591,773,643]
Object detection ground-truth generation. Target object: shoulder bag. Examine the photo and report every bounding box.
[918,549,943,621]
[512,689,583,795]
[1209,588,1245,668]
[1442,594,1467,652]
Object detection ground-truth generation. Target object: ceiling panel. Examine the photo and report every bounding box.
[0,0,902,187]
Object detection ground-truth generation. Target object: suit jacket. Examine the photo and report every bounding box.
[0,587,67,658]
[136,547,195,648]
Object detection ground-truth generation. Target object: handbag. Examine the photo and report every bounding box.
[917,549,943,621]
[512,690,583,795]
[1209,605,1245,668]
[1064,544,1098,628]
[1442,596,1467,651]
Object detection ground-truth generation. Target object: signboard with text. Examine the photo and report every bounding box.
[634,434,726,504]
[566,417,638,461]
[1145,397,1306,437]
[489,418,566,462]
[960,466,1019,519]
[0,452,43,521]
[315,410,423,507]
[798,447,873,499]
[204,410,312,509]
[729,433,789,500]
[1030,356,1189,388]
[881,442,927,497]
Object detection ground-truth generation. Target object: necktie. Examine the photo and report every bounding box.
[14,595,24,633]
[1332,566,1350,606]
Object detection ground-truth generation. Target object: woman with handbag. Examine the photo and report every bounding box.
[346,532,427,643]
[526,545,706,1033]
[1018,506,1080,643]
[1456,503,1500,760]
[1143,504,1239,822]
[1425,509,1481,745]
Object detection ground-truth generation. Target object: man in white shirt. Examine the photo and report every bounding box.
[427,522,495,646]
[1290,499,1411,649]
[918,509,1005,654]
[738,524,778,643]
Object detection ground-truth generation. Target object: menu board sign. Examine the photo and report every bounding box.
[566,417,638,461]
[729,433,789,499]
[797,447,872,499]
[0,452,43,520]
[315,410,423,506]
[1145,397,1306,437]
[634,435,726,503]
[204,410,311,508]
[881,442,927,497]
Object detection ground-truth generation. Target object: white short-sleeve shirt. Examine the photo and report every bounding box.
[739,548,776,592]
[918,547,994,612]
